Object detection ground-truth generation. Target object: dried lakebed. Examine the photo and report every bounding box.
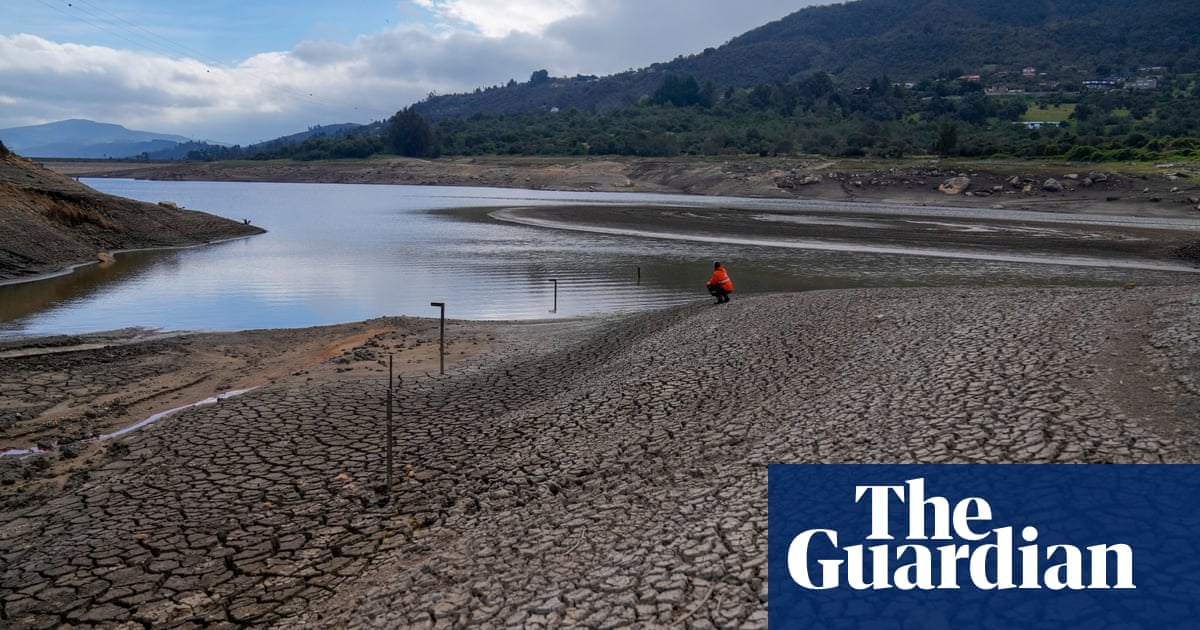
[1,285,1199,627]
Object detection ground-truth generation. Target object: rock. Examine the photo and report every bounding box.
[938,176,970,195]
[775,174,822,190]
[1042,178,1063,193]
[157,201,179,209]
[1063,173,1079,180]
[1188,196,1199,205]
[1088,171,1110,183]
[1170,187,1180,193]
[96,251,115,263]
[1081,177,1094,187]
[1008,175,1022,189]
[992,185,1004,193]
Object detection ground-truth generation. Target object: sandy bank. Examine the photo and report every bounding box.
[1,285,1198,626]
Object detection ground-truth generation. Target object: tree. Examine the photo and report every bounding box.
[530,69,551,86]
[934,120,958,155]
[387,108,438,157]
[652,75,704,107]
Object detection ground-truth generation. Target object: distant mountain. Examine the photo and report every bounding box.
[414,0,1200,120]
[141,123,367,160]
[0,119,193,159]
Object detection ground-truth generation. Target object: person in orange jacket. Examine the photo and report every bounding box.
[706,261,734,304]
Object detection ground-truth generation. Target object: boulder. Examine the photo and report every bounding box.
[1088,171,1110,183]
[938,176,971,195]
[1008,175,1023,189]
[1042,178,1063,193]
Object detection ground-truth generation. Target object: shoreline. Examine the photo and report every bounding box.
[42,155,1200,217]
[8,157,1198,299]
[0,232,264,288]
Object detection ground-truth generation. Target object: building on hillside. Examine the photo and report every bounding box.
[1128,77,1158,90]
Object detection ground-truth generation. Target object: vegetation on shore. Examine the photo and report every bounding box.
[229,71,1197,166]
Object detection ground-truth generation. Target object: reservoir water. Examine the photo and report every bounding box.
[1,179,1197,337]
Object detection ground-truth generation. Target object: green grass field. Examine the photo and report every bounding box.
[1021,104,1076,122]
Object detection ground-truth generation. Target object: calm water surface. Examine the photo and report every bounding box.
[1,179,1196,336]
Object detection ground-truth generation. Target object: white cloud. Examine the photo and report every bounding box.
[0,1,826,144]
[413,0,589,36]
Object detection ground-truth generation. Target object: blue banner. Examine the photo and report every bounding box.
[768,465,1200,629]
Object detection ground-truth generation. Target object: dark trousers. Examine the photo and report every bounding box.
[708,286,731,303]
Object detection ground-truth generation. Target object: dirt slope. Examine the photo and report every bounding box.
[0,147,264,282]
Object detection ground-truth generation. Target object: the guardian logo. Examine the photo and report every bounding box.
[787,478,1135,591]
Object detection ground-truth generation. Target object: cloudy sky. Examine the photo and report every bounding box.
[1,0,830,145]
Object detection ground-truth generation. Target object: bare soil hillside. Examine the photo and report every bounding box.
[0,147,264,282]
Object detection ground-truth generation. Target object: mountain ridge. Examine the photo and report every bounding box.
[0,119,195,159]
[413,0,1200,121]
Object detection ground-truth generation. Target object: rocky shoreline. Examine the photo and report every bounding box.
[1,286,1198,627]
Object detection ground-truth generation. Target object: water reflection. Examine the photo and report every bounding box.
[1,179,1197,337]
[0,249,177,323]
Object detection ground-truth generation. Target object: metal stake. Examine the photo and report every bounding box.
[549,278,557,313]
[430,302,445,375]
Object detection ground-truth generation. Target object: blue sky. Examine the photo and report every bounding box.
[2,1,829,144]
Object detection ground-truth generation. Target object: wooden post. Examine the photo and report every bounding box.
[385,354,393,503]
[548,278,558,313]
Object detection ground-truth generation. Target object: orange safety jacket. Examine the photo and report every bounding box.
[707,266,734,292]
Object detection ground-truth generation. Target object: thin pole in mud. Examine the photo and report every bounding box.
[549,278,558,313]
[637,266,641,285]
[386,354,393,503]
[430,302,445,375]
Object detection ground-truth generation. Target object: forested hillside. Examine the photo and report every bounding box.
[208,0,1198,164]
[412,0,1200,120]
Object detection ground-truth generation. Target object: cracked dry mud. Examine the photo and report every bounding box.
[2,286,1199,628]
